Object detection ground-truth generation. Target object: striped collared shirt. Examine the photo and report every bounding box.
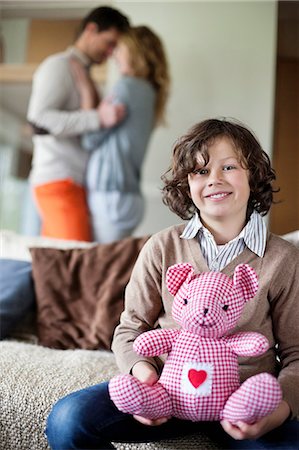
[180,210,267,271]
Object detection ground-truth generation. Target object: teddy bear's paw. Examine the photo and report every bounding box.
[222,373,282,424]
[109,375,172,419]
[109,374,144,415]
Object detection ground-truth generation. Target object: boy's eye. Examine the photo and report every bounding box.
[223,165,236,171]
[193,168,208,175]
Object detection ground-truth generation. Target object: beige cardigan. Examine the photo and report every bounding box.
[112,224,299,418]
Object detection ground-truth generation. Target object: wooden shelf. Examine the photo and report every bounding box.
[0,63,107,83]
[0,64,37,83]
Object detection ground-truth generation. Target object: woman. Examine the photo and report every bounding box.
[74,25,170,243]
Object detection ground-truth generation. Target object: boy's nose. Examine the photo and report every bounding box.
[208,169,223,185]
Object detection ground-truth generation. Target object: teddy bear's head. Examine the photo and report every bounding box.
[166,263,258,338]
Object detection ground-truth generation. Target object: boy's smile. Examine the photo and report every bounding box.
[204,191,232,200]
[188,136,250,231]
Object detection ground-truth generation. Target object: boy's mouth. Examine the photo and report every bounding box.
[205,191,231,199]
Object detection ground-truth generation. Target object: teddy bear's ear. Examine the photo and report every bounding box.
[233,264,259,302]
[166,263,194,296]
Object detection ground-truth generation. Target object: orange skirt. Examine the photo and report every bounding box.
[33,179,92,242]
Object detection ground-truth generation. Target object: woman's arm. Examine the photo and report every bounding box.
[27,57,100,136]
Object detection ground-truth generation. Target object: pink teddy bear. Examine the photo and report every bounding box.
[109,263,282,423]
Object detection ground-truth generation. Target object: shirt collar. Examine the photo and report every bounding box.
[242,210,267,257]
[180,210,267,257]
[180,212,202,240]
[67,46,92,69]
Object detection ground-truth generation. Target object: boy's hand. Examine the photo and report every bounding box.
[221,400,290,440]
[131,360,159,385]
[131,361,171,426]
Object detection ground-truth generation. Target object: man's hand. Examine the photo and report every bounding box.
[221,400,290,440]
[131,361,171,426]
[69,57,99,109]
[98,97,126,128]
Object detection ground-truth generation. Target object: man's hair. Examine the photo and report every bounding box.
[162,118,278,220]
[78,6,130,35]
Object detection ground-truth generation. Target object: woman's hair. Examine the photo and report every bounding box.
[120,26,170,125]
[162,118,278,220]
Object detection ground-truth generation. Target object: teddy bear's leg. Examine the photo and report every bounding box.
[222,373,282,424]
[109,374,172,420]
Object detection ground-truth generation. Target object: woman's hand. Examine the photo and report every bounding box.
[220,400,290,440]
[131,361,171,426]
[69,57,99,109]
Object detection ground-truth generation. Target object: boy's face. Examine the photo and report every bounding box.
[188,136,250,229]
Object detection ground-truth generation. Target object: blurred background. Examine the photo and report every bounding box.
[0,0,298,237]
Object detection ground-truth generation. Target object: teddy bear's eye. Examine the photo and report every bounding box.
[222,305,229,311]
[183,299,188,305]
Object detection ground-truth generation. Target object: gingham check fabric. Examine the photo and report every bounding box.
[109,264,282,423]
[222,372,282,423]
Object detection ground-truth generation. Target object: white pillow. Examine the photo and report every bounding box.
[0,230,94,262]
[281,230,299,248]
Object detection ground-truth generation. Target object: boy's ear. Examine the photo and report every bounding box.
[233,264,259,302]
[166,263,194,296]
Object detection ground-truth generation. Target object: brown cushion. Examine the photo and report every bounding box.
[30,236,149,350]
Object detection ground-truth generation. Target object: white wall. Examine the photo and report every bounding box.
[111,1,277,235]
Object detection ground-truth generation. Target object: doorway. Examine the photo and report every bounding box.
[270,1,299,234]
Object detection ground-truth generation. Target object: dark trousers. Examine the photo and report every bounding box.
[46,381,299,449]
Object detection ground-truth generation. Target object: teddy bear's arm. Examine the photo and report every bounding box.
[133,329,180,357]
[222,332,269,357]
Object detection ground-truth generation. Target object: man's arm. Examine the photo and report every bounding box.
[27,56,100,137]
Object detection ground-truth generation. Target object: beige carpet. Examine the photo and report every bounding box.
[0,341,219,450]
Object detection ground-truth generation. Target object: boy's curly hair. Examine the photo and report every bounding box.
[162,118,278,220]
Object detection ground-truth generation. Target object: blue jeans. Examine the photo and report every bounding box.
[46,382,298,450]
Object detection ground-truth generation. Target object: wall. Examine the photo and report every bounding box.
[0,1,278,236]
[118,1,277,235]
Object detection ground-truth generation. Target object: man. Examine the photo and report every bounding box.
[27,6,130,241]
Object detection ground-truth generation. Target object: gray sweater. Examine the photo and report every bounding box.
[83,75,155,193]
[82,76,156,237]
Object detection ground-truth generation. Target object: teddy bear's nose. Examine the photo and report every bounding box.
[203,308,209,316]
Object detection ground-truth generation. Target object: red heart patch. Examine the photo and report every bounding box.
[188,369,207,388]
